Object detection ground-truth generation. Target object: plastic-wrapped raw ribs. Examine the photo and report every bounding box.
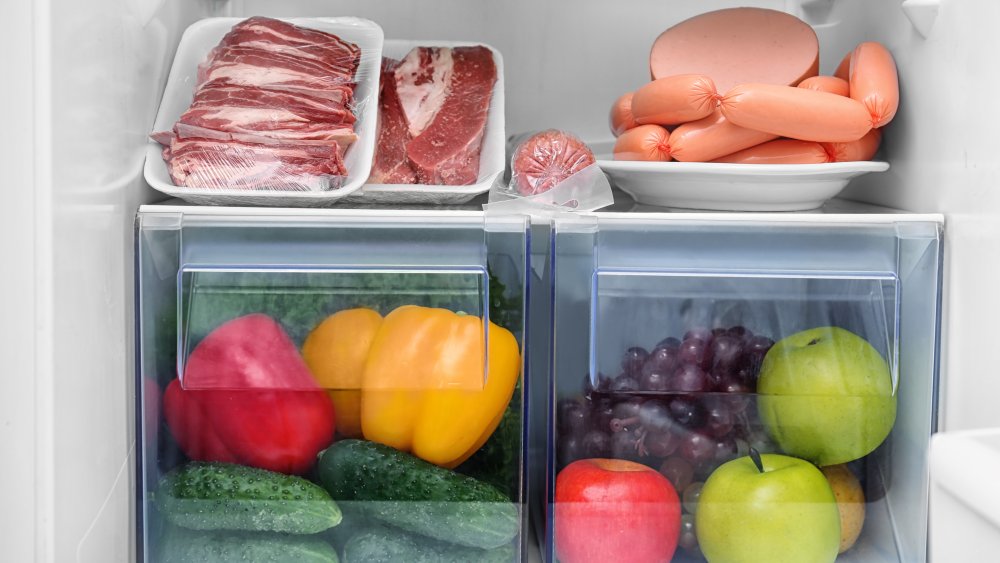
[152,17,362,191]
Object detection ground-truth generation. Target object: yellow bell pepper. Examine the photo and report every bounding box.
[362,305,521,468]
[302,308,383,438]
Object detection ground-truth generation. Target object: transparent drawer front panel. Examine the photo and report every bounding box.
[549,219,941,563]
[137,213,528,563]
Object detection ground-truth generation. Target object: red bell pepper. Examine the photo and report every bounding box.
[163,313,335,475]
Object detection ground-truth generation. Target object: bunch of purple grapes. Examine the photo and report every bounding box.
[557,326,779,559]
[557,326,781,550]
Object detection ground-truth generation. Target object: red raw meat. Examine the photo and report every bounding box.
[405,46,496,185]
[511,130,596,195]
[165,136,346,191]
[395,47,454,138]
[154,18,362,190]
[219,16,361,72]
[190,84,355,124]
[175,84,358,149]
[369,58,417,184]
[200,46,356,100]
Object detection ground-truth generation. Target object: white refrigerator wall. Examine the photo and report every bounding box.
[16,0,223,561]
[14,0,1000,560]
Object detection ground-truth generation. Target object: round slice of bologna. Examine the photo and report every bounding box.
[650,7,819,93]
[511,130,596,196]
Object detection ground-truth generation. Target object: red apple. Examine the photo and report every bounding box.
[555,458,681,563]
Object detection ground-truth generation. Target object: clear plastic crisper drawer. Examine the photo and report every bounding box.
[548,214,941,563]
[136,208,529,563]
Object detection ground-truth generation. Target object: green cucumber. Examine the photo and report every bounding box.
[157,461,341,534]
[342,526,516,563]
[317,440,519,549]
[158,527,339,563]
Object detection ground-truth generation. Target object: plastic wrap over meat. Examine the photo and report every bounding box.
[486,130,612,214]
[151,17,378,192]
[369,45,498,186]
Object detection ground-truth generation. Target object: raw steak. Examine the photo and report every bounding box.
[395,47,454,138]
[164,136,346,191]
[199,46,356,99]
[175,85,358,149]
[218,16,361,72]
[369,59,417,184]
[405,46,496,185]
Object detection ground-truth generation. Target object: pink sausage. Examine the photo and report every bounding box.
[721,83,873,143]
[834,51,851,81]
[609,92,638,137]
[824,128,882,162]
[798,76,850,97]
[632,74,718,126]
[613,124,672,161]
[850,42,900,128]
[712,138,831,164]
[668,109,777,163]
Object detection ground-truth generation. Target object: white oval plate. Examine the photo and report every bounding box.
[597,158,889,212]
[143,17,383,207]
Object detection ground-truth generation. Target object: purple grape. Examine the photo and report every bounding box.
[610,398,643,433]
[621,346,649,377]
[713,436,739,463]
[705,402,734,438]
[682,481,704,514]
[710,335,744,373]
[747,335,775,353]
[706,370,728,390]
[638,401,673,432]
[558,434,582,465]
[642,346,679,378]
[670,364,709,392]
[639,370,670,392]
[581,430,611,458]
[720,381,752,413]
[644,430,680,458]
[711,327,728,338]
[660,456,695,492]
[727,325,753,341]
[678,338,709,368]
[609,374,640,393]
[679,514,699,552]
[669,396,707,429]
[612,399,642,420]
[611,429,640,460]
[557,399,587,433]
[680,432,716,464]
[589,398,615,430]
[655,336,682,351]
[683,327,714,343]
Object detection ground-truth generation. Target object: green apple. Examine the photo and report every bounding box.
[757,326,896,466]
[696,451,840,563]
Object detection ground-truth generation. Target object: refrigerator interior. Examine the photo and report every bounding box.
[9,0,1000,560]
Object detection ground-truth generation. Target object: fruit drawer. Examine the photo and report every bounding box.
[546,214,941,563]
[136,207,530,562]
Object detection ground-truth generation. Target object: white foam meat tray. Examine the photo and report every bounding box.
[143,17,383,207]
[348,40,505,205]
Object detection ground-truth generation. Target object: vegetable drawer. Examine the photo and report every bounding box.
[135,205,530,562]
[546,213,942,563]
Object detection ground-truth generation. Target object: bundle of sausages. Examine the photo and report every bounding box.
[611,8,899,165]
